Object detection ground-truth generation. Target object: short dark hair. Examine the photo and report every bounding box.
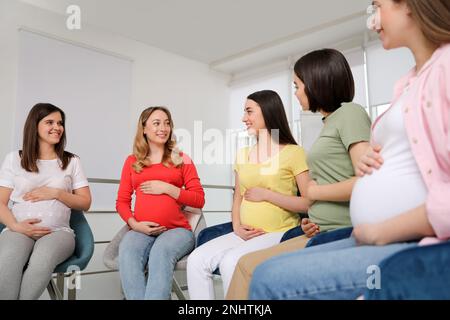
[247,90,298,146]
[294,48,355,113]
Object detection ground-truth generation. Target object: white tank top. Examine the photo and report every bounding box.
[350,88,427,226]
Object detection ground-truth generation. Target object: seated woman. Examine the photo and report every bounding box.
[187,90,310,299]
[249,0,450,300]
[226,48,372,299]
[0,103,92,300]
[116,106,205,300]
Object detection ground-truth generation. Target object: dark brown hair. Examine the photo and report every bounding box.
[294,48,355,113]
[393,0,450,45]
[21,103,74,172]
[247,90,298,146]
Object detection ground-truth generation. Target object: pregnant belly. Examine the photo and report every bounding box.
[12,200,71,230]
[240,200,296,232]
[133,195,183,225]
[350,168,427,226]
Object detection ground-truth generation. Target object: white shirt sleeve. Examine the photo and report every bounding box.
[71,156,89,190]
[0,152,15,189]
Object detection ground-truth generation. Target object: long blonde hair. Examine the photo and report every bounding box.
[394,0,450,45]
[132,106,183,173]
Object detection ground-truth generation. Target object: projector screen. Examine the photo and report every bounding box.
[15,30,133,180]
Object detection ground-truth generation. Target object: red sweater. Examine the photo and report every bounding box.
[116,153,205,230]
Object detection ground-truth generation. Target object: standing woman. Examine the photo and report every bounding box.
[249,0,450,300]
[187,90,311,299]
[116,106,205,300]
[0,103,92,300]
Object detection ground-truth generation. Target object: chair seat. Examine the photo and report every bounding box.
[174,255,189,271]
[55,211,94,273]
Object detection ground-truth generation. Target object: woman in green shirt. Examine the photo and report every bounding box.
[226,48,372,299]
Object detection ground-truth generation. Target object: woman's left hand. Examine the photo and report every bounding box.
[244,188,269,202]
[23,187,60,202]
[140,180,171,195]
[353,223,384,246]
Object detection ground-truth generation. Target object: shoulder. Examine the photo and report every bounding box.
[237,146,251,156]
[2,151,20,167]
[126,154,137,163]
[436,43,450,67]
[283,144,305,155]
[235,146,251,161]
[339,102,366,114]
[434,44,450,82]
[179,152,194,166]
[6,151,20,162]
[337,103,370,121]
[119,155,137,170]
[283,144,307,162]
[5,151,21,164]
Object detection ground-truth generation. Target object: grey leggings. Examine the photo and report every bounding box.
[0,230,75,300]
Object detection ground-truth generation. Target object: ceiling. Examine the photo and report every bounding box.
[19,0,371,74]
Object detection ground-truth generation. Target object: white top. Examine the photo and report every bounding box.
[350,89,427,226]
[0,151,89,234]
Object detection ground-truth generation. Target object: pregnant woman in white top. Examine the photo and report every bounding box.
[0,103,92,300]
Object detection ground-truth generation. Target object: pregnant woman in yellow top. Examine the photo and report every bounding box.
[187,90,311,299]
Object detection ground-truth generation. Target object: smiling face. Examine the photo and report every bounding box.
[242,99,266,136]
[37,112,64,146]
[293,73,310,112]
[373,0,415,50]
[143,109,171,145]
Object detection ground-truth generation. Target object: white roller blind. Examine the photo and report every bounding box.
[367,42,414,106]
[15,30,133,180]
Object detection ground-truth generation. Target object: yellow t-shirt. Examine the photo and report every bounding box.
[233,144,308,233]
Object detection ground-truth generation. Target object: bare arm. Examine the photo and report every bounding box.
[24,186,92,212]
[308,141,370,202]
[257,171,311,213]
[354,204,435,245]
[56,187,92,211]
[231,172,243,230]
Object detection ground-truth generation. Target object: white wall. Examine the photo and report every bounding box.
[1,0,232,300]
[367,43,415,106]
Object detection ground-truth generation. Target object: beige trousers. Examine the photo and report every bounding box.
[225,234,310,300]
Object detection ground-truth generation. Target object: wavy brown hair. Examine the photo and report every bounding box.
[20,103,74,173]
[393,0,450,45]
[132,106,183,173]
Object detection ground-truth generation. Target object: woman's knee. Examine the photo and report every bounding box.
[248,263,273,299]
[236,252,260,275]
[153,229,195,258]
[27,253,58,274]
[187,246,208,271]
[219,251,240,276]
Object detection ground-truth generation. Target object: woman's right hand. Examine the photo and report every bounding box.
[129,220,167,236]
[11,219,52,239]
[233,224,266,241]
[356,144,384,177]
[301,218,320,238]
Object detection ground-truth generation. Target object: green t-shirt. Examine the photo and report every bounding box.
[307,102,371,231]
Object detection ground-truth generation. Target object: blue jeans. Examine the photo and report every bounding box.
[249,237,418,300]
[118,228,194,300]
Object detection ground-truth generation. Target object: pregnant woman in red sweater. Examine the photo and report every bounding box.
[116,106,205,300]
